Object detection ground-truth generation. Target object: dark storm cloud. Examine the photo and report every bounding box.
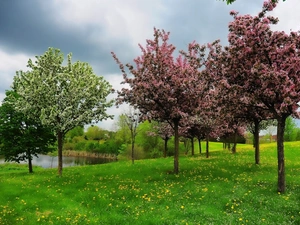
[0,0,291,129]
[159,0,263,51]
[0,0,263,76]
[0,1,80,53]
[0,0,134,75]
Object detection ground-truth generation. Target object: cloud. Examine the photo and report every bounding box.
[0,50,33,93]
[269,0,300,32]
[0,0,299,130]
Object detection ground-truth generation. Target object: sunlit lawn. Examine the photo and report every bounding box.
[1,141,300,224]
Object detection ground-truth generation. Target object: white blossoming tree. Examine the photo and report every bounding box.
[13,48,114,176]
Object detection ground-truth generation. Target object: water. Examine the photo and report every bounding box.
[0,154,116,169]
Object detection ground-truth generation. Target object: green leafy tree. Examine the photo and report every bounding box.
[135,121,161,157]
[65,126,84,142]
[295,127,300,141]
[0,91,56,173]
[85,125,105,141]
[115,114,131,144]
[284,116,297,141]
[13,48,114,176]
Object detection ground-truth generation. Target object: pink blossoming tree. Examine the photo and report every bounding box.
[219,0,300,192]
[112,28,208,174]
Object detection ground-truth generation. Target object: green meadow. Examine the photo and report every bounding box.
[1,142,300,225]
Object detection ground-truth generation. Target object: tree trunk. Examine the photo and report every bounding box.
[131,141,135,164]
[184,139,189,155]
[173,118,180,174]
[57,131,64,176]
[164,138,168,158]
[198,137,202,154]
[254,119,260,164]
[277,116,286,193]
[191,137,194,156]
[27,150,33,173]
[206,135,209,158]
[231,131,237,154]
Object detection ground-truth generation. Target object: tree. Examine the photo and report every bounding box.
[184,117,206,155]
[13,48,113,176]
[85,125,105,141]
[203,38,274,163]
[115,114,131,144]
[136,121,161,157]
[65,126,84,142]
[123,108,141,164]
[284,116,297,141]
[112,28,208,174]
[180,117,210,156]
[247,119,276,163]
[153,122,173,158]
[0,91,56,173]
[219,1,300,192]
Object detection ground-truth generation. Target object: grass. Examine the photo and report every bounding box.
[1,142,300,224]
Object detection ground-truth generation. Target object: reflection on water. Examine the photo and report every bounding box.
[0,154,116,169]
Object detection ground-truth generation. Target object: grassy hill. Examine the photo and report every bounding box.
[1,142,300,224]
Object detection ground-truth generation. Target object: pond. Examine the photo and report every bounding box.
[0,154,117,169]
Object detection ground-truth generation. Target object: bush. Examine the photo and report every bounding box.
[63,142,74,150]
[104,140,122,155]
[119,145,146,160]
[72,136,86,143]
[148,148,162,158]
[86,141,96,152]
[74,141,86,151]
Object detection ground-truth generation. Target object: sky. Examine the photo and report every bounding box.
[0,0,299,131]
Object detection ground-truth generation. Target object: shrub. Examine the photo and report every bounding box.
[63,142,74,150]
[86,141,96,152]
[74,141,86,151]
[119,145,146,160]
[72,136,86,143]
[148,148,162,158]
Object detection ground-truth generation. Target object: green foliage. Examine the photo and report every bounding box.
[114,114,131,144]
[13,48,114,133]
[295,128,300,141]
[63,142,74,150]
[148,147,163,158]
[1,142,300,224]
[136,121,160,154]
[119,144,146,160]
[85,141,96,152]
[101,139,122,155]
[85,125,105,141]
[74,141,86,151]
[12,47,114,175]
[64,139,121,155]
[72,136,86,143]
[284,116,297,141]
[65,126,84,142]
[0,91,56,172]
